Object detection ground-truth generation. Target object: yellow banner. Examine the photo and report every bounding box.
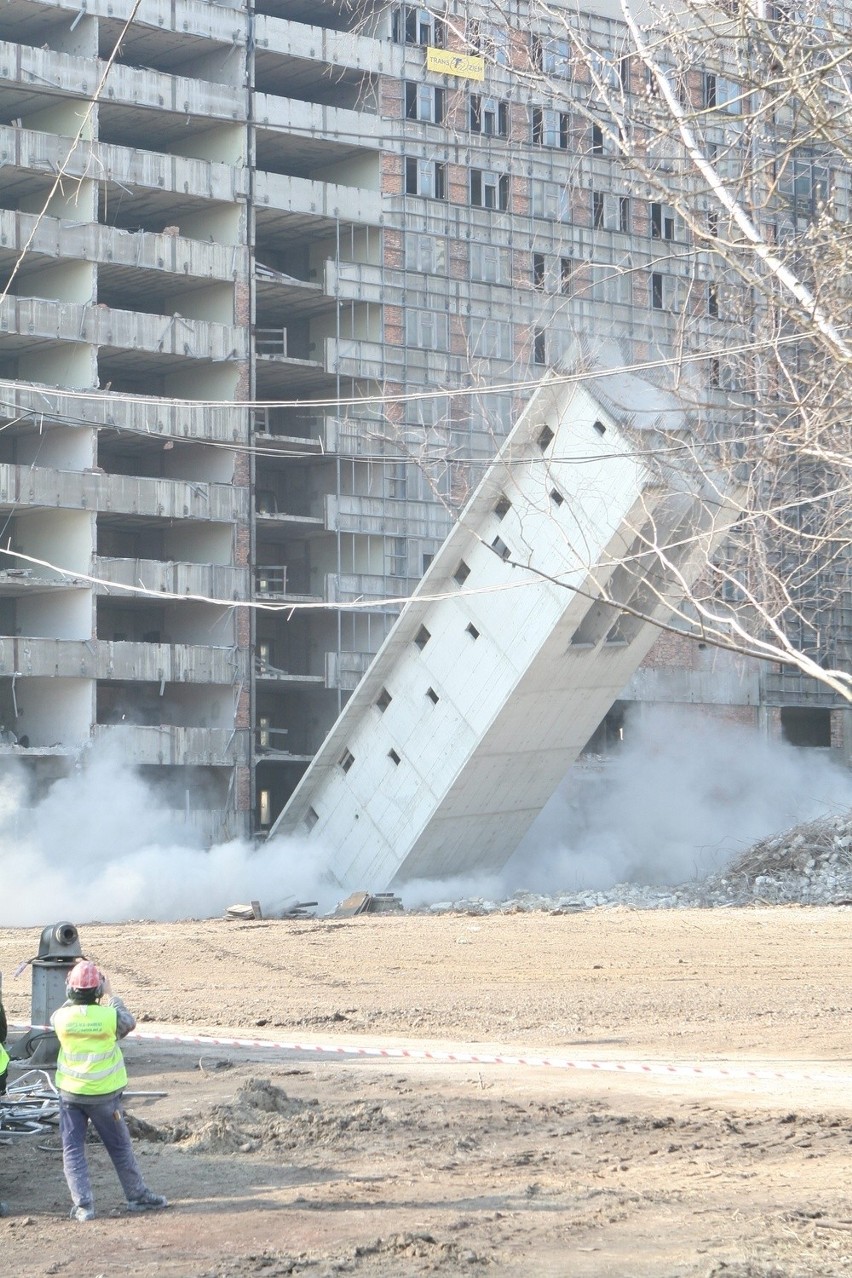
[426,47,485,81]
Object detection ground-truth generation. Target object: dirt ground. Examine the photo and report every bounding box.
[2,906,852,1277]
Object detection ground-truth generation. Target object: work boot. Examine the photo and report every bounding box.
[70,1205,95,1222]
[126,1190,168,1212]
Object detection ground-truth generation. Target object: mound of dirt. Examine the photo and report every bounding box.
[130,1077,388,1156]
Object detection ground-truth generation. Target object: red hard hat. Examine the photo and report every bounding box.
[66,960,103,991]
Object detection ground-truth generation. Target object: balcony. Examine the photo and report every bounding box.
[0,126,247,208]
[0,42,244,123]
[255,14,398,77]
[0,385,247,446]
[0,211,247,283]
[324,648,375,691]
[0,637,243,682]
[325,494,449,539]
[0,297,246,363]
[0,465,248,523]
[95,558,249,600]
[92,723,250,765]
[253,171,382,234]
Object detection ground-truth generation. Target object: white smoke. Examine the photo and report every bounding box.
[504,705,852,893]
[404,706,852,904]
[2,708,851,924]
[0,748,340,927]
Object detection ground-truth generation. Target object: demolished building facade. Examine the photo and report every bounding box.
[0,0,846,842]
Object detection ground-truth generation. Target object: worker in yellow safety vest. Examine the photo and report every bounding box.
[1,988,9,1216]
[51,959,169,1223]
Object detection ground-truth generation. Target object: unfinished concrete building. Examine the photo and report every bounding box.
[0,0,844,842]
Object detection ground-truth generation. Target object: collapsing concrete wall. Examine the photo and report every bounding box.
[270,369,737,888]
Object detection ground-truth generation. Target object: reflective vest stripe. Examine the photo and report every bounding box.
[0,1044,8,1074]
[53,1005,128,1095]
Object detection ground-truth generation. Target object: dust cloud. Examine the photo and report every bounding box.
[0,749,339,927]
[2,708,851,925]
[503,706,852,893]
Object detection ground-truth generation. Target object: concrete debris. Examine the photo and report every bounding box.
[225,898,318,921]
[224,900,263,921]
[423,813,852,915]
[332,892,404,918]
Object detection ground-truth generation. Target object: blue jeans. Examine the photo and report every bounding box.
[59,1094,148,1210]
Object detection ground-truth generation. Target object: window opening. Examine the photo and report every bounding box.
[537,424,554,450]
[592,123,604,154]
[305,806,319,830]
[414,624,431,649]
[339,748,355,773]
[780,706,832,747]
[376,688,392,712]
[426,686,439,704]
[593,420,607,436]
[651,272,664,309]
[533,328,547,364]
[470,169,509,210]
[388,748,401,766]
[532,252,546,289]
[550,487,565,506]
[560,257,573,294]
[651,202,675,239]
[491,535,511,560]
[494,494,511,519]
[453,560,471,585]
[466,622,480,639]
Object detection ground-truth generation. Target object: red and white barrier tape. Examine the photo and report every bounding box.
[9,1022,851,1087]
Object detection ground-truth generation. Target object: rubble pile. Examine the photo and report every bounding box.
[131,1078,388,1156]
[424,813,852,914]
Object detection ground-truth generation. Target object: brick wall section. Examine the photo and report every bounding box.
[234,671,250,727]
[234,522,249,568]
[639,628,706,670]
[384,303,404,345]
[234,279,250,327]
[384,228,403,269]
[512,173,530,218]
[381,152,403,195]
[449,238,468,279]
[380,77,402,117]
[447,163,467,204]
[235,764,251,813]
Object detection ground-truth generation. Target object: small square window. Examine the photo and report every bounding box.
[550,487,565,506]
[593,420,606,436]
[376,688,392,712]
[305,806,319,830]
[537,424,555,451]
[494,495,511,519]
[491,535,511,561]
[414,624,431,649]
[426,686,439,704]
[388,748,401,766]
[454,561,471,585]
[339,747,355,773]
[466,622,480,639]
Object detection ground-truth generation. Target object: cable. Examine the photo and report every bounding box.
[0,0,146,307]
